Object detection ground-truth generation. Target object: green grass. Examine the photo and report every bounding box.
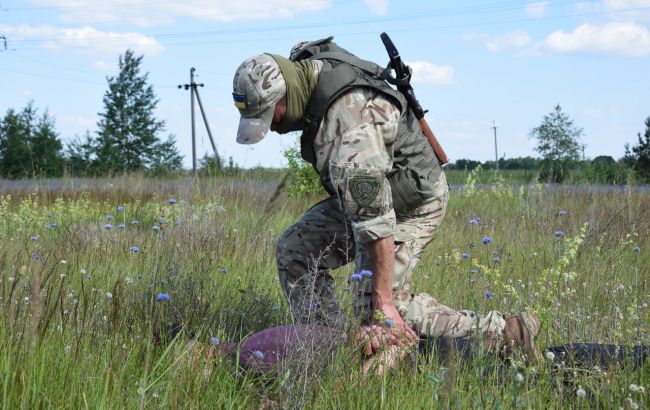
[0,173,648,409]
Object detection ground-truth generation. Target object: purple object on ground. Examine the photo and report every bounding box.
[216,324,338,372]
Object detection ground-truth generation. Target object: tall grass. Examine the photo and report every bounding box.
[0,172,648,409]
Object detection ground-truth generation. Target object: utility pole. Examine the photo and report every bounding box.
[491,120,499,170]
[0,35,7,51]
[178,67,220,175]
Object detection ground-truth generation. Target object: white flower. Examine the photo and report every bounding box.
[61,260,67,264]
[515,373,524,383]
[629,384,645,393]
[546,351,555,361]
[80,269,87,274]
[106,292,113,299]
[576,387,586,398]
[60,274,66,279]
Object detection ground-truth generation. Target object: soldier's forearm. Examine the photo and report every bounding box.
[367,235,395,309]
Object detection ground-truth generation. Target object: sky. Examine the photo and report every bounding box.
[1,0,649,169]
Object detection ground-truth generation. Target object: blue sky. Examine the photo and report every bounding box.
[1,0,649,168]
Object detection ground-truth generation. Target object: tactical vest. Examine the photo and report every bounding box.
[290,37,443,215]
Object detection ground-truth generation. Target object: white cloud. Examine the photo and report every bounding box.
[60,114,96,128]
[27,0,332,26]
[485,30,531,52]
[0,24,164,56]
[525,1,549,17]
[92,60,111,70]
[21,89,32,97]
[406,61,455,85]
[540,22,650,56]
[364,0,389,15]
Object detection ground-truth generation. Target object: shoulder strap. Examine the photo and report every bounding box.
[308,51,388,80]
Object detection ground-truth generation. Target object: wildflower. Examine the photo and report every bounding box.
[515,373,524,383]
[159,218,165,225]
[469,218,479,225]
[220,267,228,273]
[558,210,568,216]
[633,246,641,253]
[271,305,281,311]
[546,351,555,361]
[106,292,113,299]
[156,293,170,302]
[462,253,471,259]
[469,278,477,283]
[175,220,181,226]
[80,269,87,274]
[211,337,220,345]
[117,205,125,212]
[32,253,40,261]
[481,236,492,245]
[576,387,586,398]
[554,230,564,237]
[485,290,493,300]
[31,236,39,241]
[350,273,362,281]
[252,350,265,360]
[360,269,373,277]
[104,223,113,230]
[117,223,125,229]
[168,199,177,205]
[152,225,160,232]
[629,383,645,393]
[49,223,59,229]
[125,277,133,285]
[492,257,501,263]
[60,273,66,279]
[385,319,394,328]
[470,269,478,274]
[129,246,140,253]
[106,215,113,221]
[131,220,139,225]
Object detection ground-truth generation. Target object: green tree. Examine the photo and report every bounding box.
[624,117,650,181]
[530,104,584,182]
[94,49,180,174]
[283,141,323,196]
[64,131,95,175]
[148,135,184,175]
[0,102,64,178]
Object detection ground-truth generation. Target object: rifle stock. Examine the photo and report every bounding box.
[418,118,449,165]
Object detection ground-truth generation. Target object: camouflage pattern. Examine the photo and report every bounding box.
[277,87,449,325]
[233,54,286,144]
[393,290,506,346]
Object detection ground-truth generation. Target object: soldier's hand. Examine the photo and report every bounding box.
[377,303,418,345]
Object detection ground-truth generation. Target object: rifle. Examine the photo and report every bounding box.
[380,32,449,165]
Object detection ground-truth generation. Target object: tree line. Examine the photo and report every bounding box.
[0,50,185,178]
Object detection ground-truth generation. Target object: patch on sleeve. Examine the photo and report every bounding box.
[349,175,380,207]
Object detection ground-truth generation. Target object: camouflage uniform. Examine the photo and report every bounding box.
[277,86,449,325]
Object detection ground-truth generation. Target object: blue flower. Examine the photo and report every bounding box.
[117,223,125,229]
[106,215,113,221]
[633,246,641,253]
[104,223,113,230]
[152,225,160,232]
[220,267,228,273]
[350,273,362,282]
[558,210,568,216]
[49,223,59,229]
[482,236,492,245]
[554,230,564,238]
[252,350,265,360]
[168,199,177,205]
[211,337,220,345]
[469,278,477,283]
[385,319,394,328]
[31,236,39,241]
[156,293,170,302]
[360,269,373,278]
[492,257,501,263]
[469,217,480,225]
[117,205,125,212]
[32,253,40,261]
[175,220,181,226]
[463,253,471,259]
[271,305,281,311]
[485,290,493,300]
[131,220,139,225]
[470,269,479,274]
[129,246,140,253]
[159,218,165,225]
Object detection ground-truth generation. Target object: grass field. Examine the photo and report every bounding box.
[0,172,648,409]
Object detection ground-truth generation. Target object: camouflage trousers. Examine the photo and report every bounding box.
[393,290,507,348]
[276,192,447,326]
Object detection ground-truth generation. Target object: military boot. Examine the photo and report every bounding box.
[501,312,542,364]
